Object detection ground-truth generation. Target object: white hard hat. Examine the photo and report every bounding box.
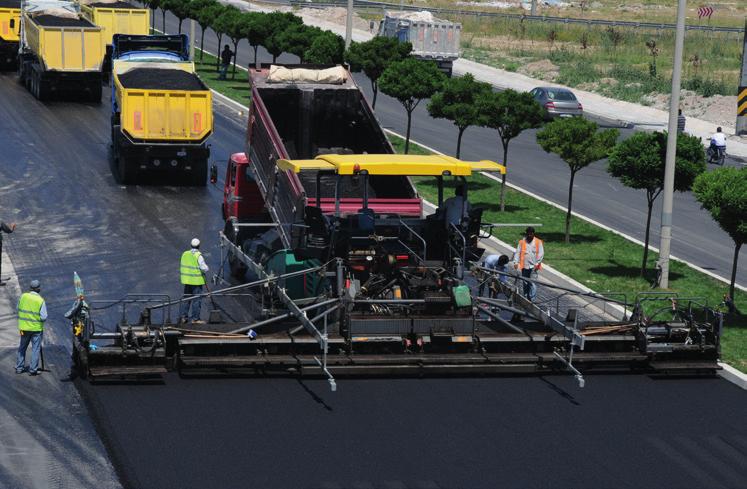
[191,238,201,248]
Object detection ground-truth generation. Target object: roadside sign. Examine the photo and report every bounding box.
[738,20,747,135]
[697,6,714,19]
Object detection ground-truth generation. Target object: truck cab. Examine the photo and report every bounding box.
[222,152,266,222]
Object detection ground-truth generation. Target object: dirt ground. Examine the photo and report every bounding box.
[643,91,739,129]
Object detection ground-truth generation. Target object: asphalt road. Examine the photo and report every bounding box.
[1,63,746,489]
[159,10,746,287]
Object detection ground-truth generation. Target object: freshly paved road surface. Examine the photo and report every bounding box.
[81,374,747,489]
[159,7,746,286]
[1,62,746,489]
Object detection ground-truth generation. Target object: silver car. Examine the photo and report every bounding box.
[530,87,583,120]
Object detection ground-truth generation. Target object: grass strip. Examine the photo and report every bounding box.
[195,50,746,373]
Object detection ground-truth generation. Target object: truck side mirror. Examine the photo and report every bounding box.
[209,164,218,185]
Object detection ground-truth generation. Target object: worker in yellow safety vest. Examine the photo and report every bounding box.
[16,280,47,375]
[512,226,544,301]
[179,238,209,324]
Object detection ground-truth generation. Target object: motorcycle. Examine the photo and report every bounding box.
[707,140,726,165]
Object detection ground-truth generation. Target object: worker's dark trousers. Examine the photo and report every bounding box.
[180,284,203,321]
[521,268,537,301]
[16,330,43,373]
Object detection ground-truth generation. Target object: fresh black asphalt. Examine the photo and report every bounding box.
[0,48,746,489]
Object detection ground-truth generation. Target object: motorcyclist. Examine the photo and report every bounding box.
[708,127,726,164]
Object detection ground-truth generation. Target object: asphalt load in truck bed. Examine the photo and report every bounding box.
[31,15,96,27]
[118,68,205,90]
[87,1,137,8]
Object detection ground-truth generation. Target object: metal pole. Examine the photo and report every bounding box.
[345,0,353,49]
[658,0,687,289]
[530,0,537,15]
[737,19,747,136]
[190,19,196,60]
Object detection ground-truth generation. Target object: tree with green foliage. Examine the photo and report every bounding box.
[243,11,270,66]
[537,117,618,244]
[189,0,217,60]
[427,73,492,158]
[608,131,706,276]
[277,23,321,63]
[379,58,445,154]
[225,12,252,78]
[344,37,411,109]
[692,167,747,303]
[163,0,192,34]
[211,6,237,70]
[304,30,345,64]
[478,89,544,212]
[263,12,302,62]
[143,0,160,31]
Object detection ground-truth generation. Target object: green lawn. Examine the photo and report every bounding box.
[197,60,746,373]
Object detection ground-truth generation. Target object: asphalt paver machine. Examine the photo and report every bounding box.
[72,155,722,389]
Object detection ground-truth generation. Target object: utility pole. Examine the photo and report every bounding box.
[190,19,196,60]
[531,0,537,15]
[345,0,353,49]
[737,18,747,135]
[657,0,687,289]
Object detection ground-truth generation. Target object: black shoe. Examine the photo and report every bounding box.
[29,371,38,376]
[15,369,25,374]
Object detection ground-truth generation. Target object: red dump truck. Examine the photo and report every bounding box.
[220,64,423,272]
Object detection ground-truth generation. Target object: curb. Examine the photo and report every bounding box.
[718,362,747,390]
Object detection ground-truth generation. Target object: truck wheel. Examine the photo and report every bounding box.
[117,155,137,185]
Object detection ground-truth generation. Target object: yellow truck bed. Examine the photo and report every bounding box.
[0,4,20,42]
[113,61,213,142]
[23,13,103,71]
[80,3,149,48]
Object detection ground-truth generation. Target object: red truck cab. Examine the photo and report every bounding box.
[222,152,266,221]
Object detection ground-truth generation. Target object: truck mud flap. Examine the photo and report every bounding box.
[0,40,18,70]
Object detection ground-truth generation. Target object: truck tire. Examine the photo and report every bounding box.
[117,155,138,185]
[37,77,50,102]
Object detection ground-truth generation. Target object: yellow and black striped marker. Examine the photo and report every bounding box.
[739,86,747,117]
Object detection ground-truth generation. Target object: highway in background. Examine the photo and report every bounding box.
[158,8,746,287]
[1,65,746,488]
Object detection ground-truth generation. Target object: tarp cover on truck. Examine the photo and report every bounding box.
[267,65,347,84]
[118,67,205,90]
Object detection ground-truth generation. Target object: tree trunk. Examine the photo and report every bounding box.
[200,28,206,61]
[178,19,183,34]
[404,110,413,154]
[272,53,278,63]
[729,241,742,303]
[151,8,155,31]
[232,41,239,78]
[564,170,575,244]
[641,196,654,277]
[499,142,509,212]
[456,126,466,159]
[371,80,378,109]
[216,34,223,70]
[253,46,259,67]
[161,10,166,33]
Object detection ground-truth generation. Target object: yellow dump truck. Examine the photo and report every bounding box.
[0,0,20,69]
[111,34,213,185]
[18,0,103,101]
[79,0,149,77]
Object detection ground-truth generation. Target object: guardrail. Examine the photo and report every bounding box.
[290,0,745,34]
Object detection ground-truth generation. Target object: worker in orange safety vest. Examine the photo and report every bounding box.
[512,226,544,301]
